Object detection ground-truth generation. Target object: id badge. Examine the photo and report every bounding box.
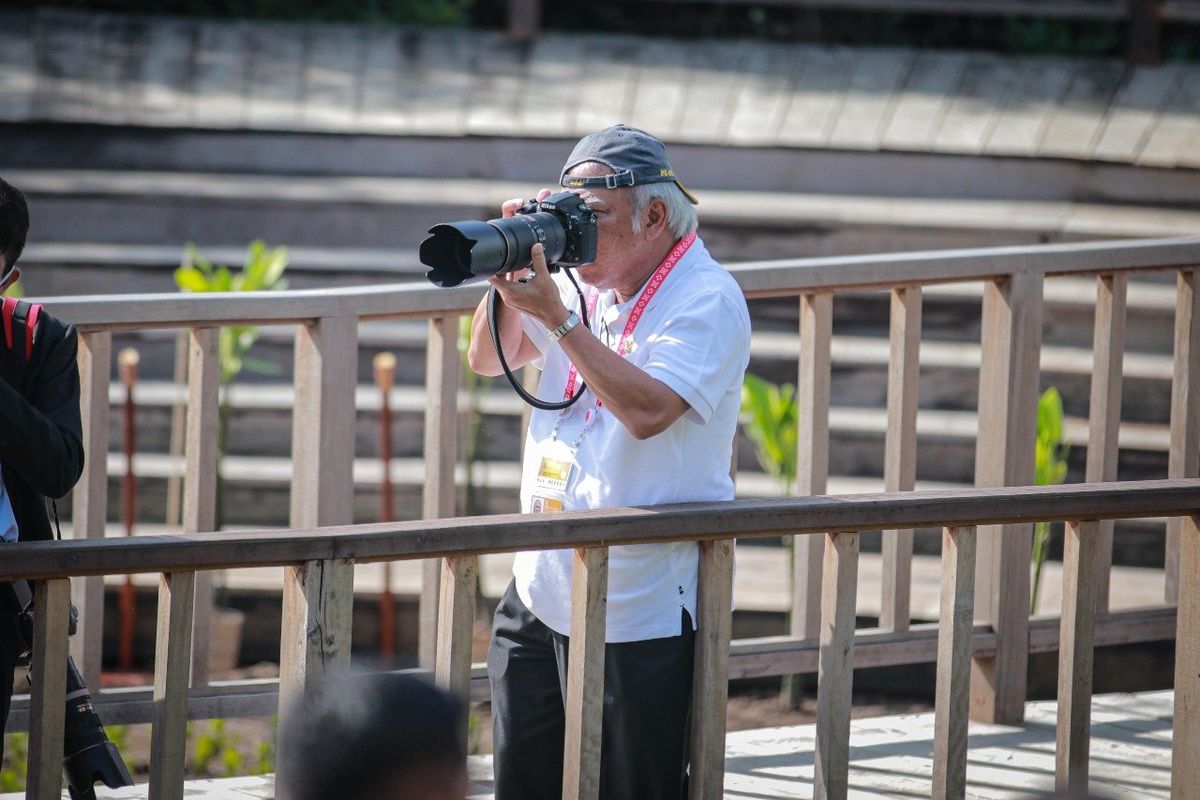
[529,440,576,513]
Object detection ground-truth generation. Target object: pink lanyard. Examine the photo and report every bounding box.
[561,232,697,403]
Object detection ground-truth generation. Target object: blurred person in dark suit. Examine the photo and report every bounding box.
[0,176,84,760]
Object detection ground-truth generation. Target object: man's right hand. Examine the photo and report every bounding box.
[465,190,555,377]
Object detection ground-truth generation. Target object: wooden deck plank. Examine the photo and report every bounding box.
[89,14,141,126]
[572,35,641,134]
[828,48,914,151]
[933,55,1024,154]
[1092,63,1184,163]
[1137,64,1200,168]
[0,690,1176,800]
[405,29,475,136]
[776,46,855,148]
[5,12,1200,168]
[0,13,35,122]
[189,20,249,129]
[983,57,1074,156]
[1038,61,1126,159]
[357,28,412,135]
[627,40,693,141]
[725,43,797,147]
[301,25,362,131]
[135,17,198,128]
[466,34,528,136]
[679,40,751,144]
[520,34,584,137]
[881,51,969,151]
[31,11,99,123]
[243,22,304,130]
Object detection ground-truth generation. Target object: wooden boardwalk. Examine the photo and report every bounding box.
[1,9,1197,168]
[6,690,1170,798]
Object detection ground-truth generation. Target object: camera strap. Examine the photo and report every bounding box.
[488,268,591,411]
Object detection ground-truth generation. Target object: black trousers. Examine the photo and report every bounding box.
[488,581,695,800]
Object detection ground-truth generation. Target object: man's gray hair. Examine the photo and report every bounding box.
[630,182,698,239]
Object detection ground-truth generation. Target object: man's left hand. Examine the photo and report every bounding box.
[488,243,571,330]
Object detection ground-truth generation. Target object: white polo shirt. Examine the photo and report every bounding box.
[515,235,751,643]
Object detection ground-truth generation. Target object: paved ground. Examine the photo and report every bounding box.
[2,9,1197,168]
[3,690,1171,798]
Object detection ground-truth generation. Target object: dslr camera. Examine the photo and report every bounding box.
[420,191,598,288]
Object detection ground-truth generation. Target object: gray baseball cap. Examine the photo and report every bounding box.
[559,124,699,204]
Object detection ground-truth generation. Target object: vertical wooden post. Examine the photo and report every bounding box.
[1129,0,1162,64]
[185,327,220,686]
[421,317,459,670]
[971,272,1043,726]
[164,330,189,529]
[1166,270,1200,604]
[71,331,110,689]
[880,286,922,632]
[813,531,859,800]
[1086,275,1127,611]
[289,316,358,530]
[26,579,70,800]
[279,559,355,708]
[1172,514,1200,798]
[1056,520,1099,795]
[562,547,608,800]
[149,571,196,800]
[786,292,832,708]
[932,526,976,800]
[434,555,477,748]
[279,315,358,715]
[689,538,735,800]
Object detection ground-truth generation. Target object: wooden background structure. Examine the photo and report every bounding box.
[5,234,1200,799]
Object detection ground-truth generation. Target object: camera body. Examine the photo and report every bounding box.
[420,190,598,288]
[513,191,598,269]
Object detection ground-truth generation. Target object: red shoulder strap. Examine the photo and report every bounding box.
[24,303,41,360]
[2,296,16,352]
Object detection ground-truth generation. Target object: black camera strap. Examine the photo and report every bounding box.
[488,268,590,411]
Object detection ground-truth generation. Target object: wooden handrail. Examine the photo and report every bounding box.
[5,480,1196,581]
[37,233,1200,797]
[36,237,1200,331]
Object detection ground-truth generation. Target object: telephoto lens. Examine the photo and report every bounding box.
[420,191,596,287]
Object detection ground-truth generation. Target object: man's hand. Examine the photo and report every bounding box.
[465,189,559,377]
[487,242,570,330]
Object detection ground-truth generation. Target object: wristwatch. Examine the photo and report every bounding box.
[548,311,581,342]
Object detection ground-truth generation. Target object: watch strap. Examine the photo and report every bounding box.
[548,311,581,342]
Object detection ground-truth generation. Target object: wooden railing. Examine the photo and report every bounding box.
[13,234,1200,798]
[3,481,1198,799]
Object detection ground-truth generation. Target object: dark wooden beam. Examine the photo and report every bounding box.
[0,480,1195,580]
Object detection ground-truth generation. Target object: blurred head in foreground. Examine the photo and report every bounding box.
[277,673,467,800]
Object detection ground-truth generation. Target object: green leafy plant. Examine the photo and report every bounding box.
[192,718,249,778]
[175,241,289,529]
[175,241,289,384]
[1031,387,1070,614]
[739,373,798,496]
[0,732,28,790]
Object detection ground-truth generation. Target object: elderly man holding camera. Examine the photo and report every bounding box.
[467,125,751,800]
